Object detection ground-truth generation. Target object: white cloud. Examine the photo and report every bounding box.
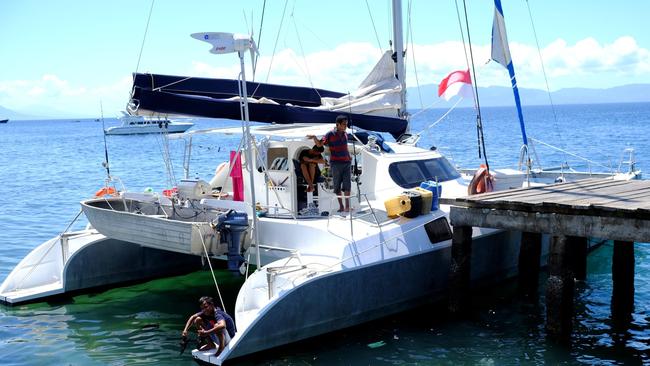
[1,36,649,116]
[187,36,650,92]
[0,75,133,117]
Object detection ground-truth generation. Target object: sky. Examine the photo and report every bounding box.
[1,0,649,117]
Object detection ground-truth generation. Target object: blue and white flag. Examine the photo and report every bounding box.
[491,0,512,68]
[490,0,528,146]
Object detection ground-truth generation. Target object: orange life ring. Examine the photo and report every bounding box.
[94,186,117,197]
[468,164,494,195]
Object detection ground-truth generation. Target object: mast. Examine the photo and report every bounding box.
[191,32,261,270]
[391,0,407,119]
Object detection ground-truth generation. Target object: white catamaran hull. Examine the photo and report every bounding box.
[193,221,532,364]
[0,229,202,305]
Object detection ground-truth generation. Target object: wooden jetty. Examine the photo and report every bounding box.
[445,178,650,339]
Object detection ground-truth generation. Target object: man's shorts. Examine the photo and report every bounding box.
[331,161,351,194]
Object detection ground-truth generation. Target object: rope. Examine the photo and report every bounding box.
[365,0,384,55]
[409,98,444,118]
[198,225,227,313]
[414,97,463,137]
[529,137,614,172]
[151,76,194,92]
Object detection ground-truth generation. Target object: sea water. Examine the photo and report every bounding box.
[0,103,649,365]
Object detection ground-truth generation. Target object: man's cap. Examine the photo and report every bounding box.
[335,115,348,123]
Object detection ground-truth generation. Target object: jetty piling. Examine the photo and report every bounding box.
[518,231,542,298]
[612,240,635,324]
[445,178,650,340]
[448,225,472,314]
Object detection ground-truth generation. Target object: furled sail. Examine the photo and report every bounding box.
[128,53,408,139]
[319,51,401,117]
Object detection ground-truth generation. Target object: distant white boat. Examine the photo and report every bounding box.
[104,111,193,135]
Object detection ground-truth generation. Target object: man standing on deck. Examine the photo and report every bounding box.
[308,115,352,212]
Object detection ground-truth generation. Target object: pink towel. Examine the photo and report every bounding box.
[230,151,244,201]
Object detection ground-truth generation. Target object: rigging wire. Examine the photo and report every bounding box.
[153,119,177,188]
[406,0,424,110]
[252,0,267,80]
[458,0,490,172]
[290,10,319,94]
[365,0,384,55]
[525,0,568,164]
[453,0,478,110]
[264,0,290,84]
[129,0,156,104]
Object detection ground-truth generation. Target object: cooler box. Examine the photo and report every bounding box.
[384,194,411,218]
[413,187,432,214]
[420,181,442,211]
[402,190,423,218]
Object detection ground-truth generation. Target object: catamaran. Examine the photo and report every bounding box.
[0,1,641,365]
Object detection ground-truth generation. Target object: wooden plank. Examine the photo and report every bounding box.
[526,180,647,205]
[451,180,650,218]
[461,178,613,203]
[590,188,650,204]
[546,189,650,211]
[457,179,632,207]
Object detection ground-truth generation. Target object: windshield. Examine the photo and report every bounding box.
[388,157,460,188]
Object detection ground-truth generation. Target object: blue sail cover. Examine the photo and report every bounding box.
[130,73,408,139]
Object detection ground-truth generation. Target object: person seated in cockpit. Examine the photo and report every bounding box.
[299,145,327,192]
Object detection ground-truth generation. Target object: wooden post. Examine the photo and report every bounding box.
[567,236,588,281]
[518,231,542,299]
[449,225,472,314]
[545,235,574,339]
[611,240,634,325]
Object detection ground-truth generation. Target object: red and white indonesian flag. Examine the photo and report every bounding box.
[437,69,473,101]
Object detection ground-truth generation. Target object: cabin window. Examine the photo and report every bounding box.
[388,157,460,188]
[267,147,289,171]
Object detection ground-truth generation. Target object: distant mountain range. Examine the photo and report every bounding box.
[0,104,89,120]
[0,105,38,120]
[2,84,649,119]
[407,83,650,108]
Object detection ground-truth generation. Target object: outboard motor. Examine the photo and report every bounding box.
[217,210,248,275]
